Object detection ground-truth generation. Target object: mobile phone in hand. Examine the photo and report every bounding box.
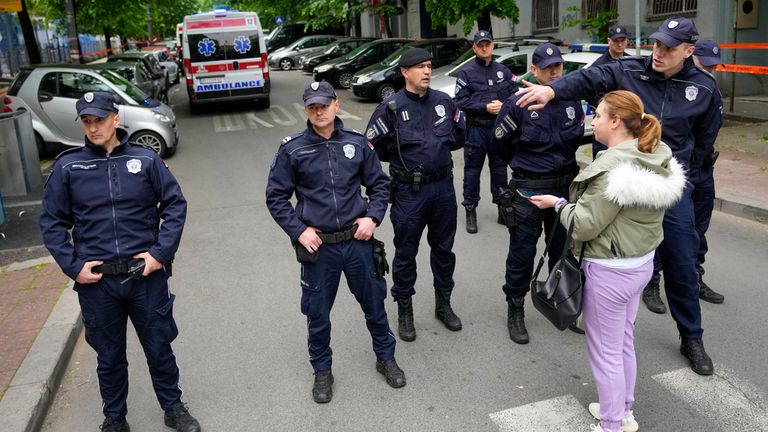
[516,189,537,199]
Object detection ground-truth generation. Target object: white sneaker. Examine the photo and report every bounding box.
[588,402,640,432]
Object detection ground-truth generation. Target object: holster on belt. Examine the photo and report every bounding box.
[497,185,516,228]
[372,238,389,278]
[703,151,719,170]
[294,244,319,263]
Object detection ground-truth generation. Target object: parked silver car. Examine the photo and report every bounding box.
[268,35,342,71]
[92,62,167,104]
[5,64,179,157]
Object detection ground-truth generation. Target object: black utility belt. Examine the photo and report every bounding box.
[92,259,145,275]
[317,224,359,244]
[511,172,577,189]
[467,117,495,127]
[390,165,452,186]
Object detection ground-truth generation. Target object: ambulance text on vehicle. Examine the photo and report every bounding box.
[182,10,270,112]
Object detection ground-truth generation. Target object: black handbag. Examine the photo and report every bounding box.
[530,207,585,331]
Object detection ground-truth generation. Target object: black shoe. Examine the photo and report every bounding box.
[311,370,334,403]
[641,274,666,314]
[396,297,416,341]
[465,206,478,234]
[376,358,406,388]
[568,322,585,335]
[680,338,714,376]
[697,268,724,304]
[164,403,201,432]
[435,290,462,331]
[100,418,130,432]
[507,297,529,344]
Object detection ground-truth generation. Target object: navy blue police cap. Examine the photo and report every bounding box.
[609,25,628,40]
[650,17,699,48]
[303,81,337,106]
[532,43,564,69]
[694,39,723,67]
[76,91,119,119]
[398,47,432,68]
[473,30,493,44]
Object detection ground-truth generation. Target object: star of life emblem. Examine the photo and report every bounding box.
[343,144,355,159]
[197,38,216,57]
[84,92,94,103]
[435,104,446,117]
[311,82,319,90]
[126,159,142,174]
[685,85,698,101]
[566,106,576,120]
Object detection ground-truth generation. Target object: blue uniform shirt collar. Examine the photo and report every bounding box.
[303,117,345,142]
[404,87,430,101]
[83,128,129,152]
[474,56,492,67]
[643,55,696,80]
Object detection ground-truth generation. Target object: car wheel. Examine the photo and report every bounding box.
[160,92,169,105]
[165,144,177,157]
[131,130,167,157]
[279,58,293,71]
[189,100,201,115]
[376,83,396,102]
[336,72,354,89]
[257,97,270,110]
[34,132,47,158]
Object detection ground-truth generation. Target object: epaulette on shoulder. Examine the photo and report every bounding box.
[617,55,645,62]
[693,66,717,84]
[127,141,159,153]
[54,146,83,160]
[342,127,363,136]
[281,131,305,145]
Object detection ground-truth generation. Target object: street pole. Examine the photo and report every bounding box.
[63,0,80,63]
[635,0,641,55]
[729,0,737,113]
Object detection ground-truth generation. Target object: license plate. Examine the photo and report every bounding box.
[199,77,223,84]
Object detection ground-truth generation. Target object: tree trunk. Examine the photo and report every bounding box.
[599,0,611,36]
[17,0,41,64]
[476,10,492,35]
[63,0,81,63]
[104,25,112,52]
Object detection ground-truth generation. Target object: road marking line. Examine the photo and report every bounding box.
[489,394,594,431]
[212,114,245,132]
[268,105,297,126]
[245,112,274,128]
[652,366,768,431]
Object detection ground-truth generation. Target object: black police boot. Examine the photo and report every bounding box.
[507,297,529,344]
[697,266,724,304]
[641,273,666,314]
[497,205,506,225]
[435,290,463,331]
[164,403,201,432]
[311,369,334,403]
[100,418,130,432]
[376,358,407,388]
[465,206,478,234]
[396,297,416,341]
[680,337,714,376]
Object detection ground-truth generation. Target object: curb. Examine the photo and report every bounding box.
[0,258,81,432]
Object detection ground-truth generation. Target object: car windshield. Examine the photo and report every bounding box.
[324,42,342,54]
[344,43,370,60]
[446,54,501,77]
[563,61,589,75]
[96,69,157,106]
[382,45,413,66]
[451,48,475,66]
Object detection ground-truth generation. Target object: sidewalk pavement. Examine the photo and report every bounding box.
[0,103,766,432]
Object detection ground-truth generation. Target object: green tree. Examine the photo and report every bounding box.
[425,0,519,36]
[562,2,618,43]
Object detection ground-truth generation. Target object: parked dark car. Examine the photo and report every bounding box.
[313,38,411,89]
[91,62,167,104]
[266,22,345,52]
[107,51,170,92]
[301,38,375,74]
[351,37,471,102]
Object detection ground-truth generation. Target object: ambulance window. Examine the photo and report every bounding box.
[220,31,261,60]
[188,33,227,63]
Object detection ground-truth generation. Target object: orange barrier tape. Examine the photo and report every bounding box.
[718,43,768,49]
[716,64,768,75]
[81,45,124,57]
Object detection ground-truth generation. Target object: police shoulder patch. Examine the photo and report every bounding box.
[280,131,304,145]
[54,146,83,160]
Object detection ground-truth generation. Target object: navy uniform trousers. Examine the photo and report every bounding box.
[75,270,181,421]
[300,239,396,372]
[503,182,570,300]
[390,176,457,299]
[690,166,715,266]
[463,126,508,207]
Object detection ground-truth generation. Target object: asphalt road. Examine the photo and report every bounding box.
[41,71,768,432]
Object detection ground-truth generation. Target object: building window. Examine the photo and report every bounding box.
[647,0,697,19]
[534,0,559,32]
[582,0,618,22]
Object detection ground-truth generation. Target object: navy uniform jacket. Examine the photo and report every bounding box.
[590,51,628,68]
[266,118,390,242]
[549,56,723,168]
[40,129,187,280]
[494,92,584,174]
[366,88,466,173]
[455,57,518,121]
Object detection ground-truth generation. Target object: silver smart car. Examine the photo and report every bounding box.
[5,64,178,157]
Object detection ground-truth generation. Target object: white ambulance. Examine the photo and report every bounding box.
[182,10,270,113]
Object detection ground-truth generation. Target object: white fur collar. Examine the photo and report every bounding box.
[603,157,686,208]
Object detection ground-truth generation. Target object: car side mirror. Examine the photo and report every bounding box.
[160,65,167,70]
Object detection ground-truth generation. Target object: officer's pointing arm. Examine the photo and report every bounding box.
[149,157,187,265]
[39,162,85,280]
[266,147,307,243]
[516,62,620,110]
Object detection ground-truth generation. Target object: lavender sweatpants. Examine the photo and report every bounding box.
[582,258,654,432]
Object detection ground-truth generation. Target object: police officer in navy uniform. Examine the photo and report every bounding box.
[590,24,630,158]
[455,30,517,233]
[515,17,722,375]
[493,43,584,345]
[39,92,201,432]
[366,47,466,342]
[266,81,405,404]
